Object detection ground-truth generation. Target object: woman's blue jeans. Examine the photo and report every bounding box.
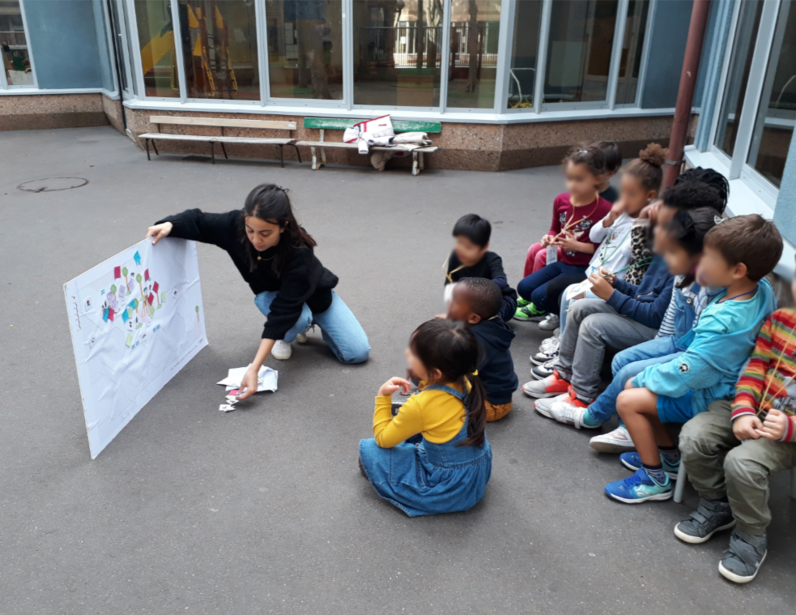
[254,290,370,364]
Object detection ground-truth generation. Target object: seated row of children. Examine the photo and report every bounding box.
[358,140,794,585]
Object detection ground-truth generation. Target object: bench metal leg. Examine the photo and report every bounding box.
[292,144,302,164]
[280,145,284,168]
[151,140,159,156]
[674,467,686,503]
[210,142,215,164]
[220,142,228,160]
[145,138,151,161]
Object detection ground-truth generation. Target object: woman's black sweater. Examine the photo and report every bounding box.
[157,209,338,340]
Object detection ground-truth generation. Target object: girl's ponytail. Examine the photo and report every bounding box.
[459,372,487,447]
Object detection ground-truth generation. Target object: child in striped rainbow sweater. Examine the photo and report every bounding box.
[676,298,796,584]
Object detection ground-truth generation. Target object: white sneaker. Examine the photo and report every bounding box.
[590,424,636,453]
[271,339,293,360]
[539,314,560,331]
[547,395,599,429]
[534,393,568,418]
[539,335,560,353]
[295,329,309,344]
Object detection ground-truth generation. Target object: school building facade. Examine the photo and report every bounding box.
[1,0,794,272]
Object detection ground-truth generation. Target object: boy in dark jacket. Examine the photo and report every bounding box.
[447,278,518,421]
[445,214,518,323]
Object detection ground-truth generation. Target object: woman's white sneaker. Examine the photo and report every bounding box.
[272,339,293,360]
[589,424,635,453]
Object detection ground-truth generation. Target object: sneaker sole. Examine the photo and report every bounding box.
[530,355,554,366]
[674,519,736,545]
[522,388,564,399]
[605,489,672,504]
[538,323,559,331]
[619,457,679,480]
[531,370,554,381]
[590,439,636,454]
[514,315,547,322]
[718,551,766,584]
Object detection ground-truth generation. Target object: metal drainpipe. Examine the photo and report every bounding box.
[663,0,712,188]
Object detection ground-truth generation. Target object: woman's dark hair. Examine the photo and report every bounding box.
[592,140,623,173]
[562,144,606,177]
[452,213,491,247]
[664,207,719,287]
[410,319,487,447]
[242,184,316,273]
[675,167,729,213]
[623,143,667,193]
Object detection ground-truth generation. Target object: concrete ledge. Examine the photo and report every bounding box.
[0,93,108,131]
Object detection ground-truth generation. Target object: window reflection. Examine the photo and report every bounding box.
[714,0,763,157]
[177,0,259,100]
[266,0,343,100]
[0,0,33,86]
[614,0,649,105]
[135,0,178,97]
[446,0,501,109]
[544,0,618,104]
[353,0,443,107]
[747,0,796,188]
[507,0,542,109]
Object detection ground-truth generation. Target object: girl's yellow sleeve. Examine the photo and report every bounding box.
[373,395,424,448]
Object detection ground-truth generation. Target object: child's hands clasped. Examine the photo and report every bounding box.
[540,234,555,247]
[755,408,789,441]
[588,269,614,300]
[378,377,412,397]
[733,414,763,441]
[554,230,580,252]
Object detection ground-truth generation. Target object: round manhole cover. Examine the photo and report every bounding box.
[18,177,89,193]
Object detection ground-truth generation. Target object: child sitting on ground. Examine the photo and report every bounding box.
[605,215,781,505]
[359,319,492,517]
[522,141,622,278]
[676,273,796,584]
[535,143,667,334]
[515,145,612,322]
[444,214,518,322]
[446,278,518,422]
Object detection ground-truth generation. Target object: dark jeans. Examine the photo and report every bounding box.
[517,262,587,312]
[545,272,587,316]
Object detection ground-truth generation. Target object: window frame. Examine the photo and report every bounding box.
[702,0,791,209]
[0,0,38,90]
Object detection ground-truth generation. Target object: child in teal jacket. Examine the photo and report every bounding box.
[604,215,782,504]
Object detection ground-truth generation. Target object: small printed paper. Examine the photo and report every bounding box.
[218,404,236,412]
[566,279,593,301]
[546,244,558,265]
[217,365,278,393]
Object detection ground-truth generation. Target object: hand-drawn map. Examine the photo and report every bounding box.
[64,238,207,458]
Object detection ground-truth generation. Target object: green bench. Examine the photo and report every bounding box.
[296,118,441,176]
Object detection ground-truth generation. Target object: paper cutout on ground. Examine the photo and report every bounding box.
[217,365,278,393]
[64,238,208,458]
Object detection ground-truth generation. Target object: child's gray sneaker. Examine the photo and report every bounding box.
[718,530,767,584]
[674,497,735,544]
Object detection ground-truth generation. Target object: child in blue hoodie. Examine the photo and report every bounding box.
[605,215,782,504]
[447,278,518,421]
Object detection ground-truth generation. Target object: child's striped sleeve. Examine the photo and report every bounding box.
[731,317,774,421]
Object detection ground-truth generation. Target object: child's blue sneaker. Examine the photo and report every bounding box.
[619,451,680,479]
[605,469,672,504]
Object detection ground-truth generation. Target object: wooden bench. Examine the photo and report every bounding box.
[139,116,301,167]
[296,118,441,176]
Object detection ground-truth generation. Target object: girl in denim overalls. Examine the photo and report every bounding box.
[359,320,492,517]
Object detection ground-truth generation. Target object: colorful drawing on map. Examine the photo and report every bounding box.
[64,238,207,458]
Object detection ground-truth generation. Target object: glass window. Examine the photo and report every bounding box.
[109,0,130,93]
[746,0,796,188]
[506,0,542,109]
[446,0,501,109]
[0,0,34,86]
[266,0,343,100]
[177,0,259,100]
[544,0,618,104]
[134,0,178,97]
[714,0,763,157]
[614,0,649,105]
[353,0,443,107]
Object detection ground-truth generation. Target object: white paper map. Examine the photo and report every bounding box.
[64,238,207,458]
